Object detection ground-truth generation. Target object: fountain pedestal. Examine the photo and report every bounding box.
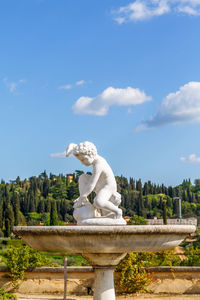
[13,225,196,300]
[82,253,126,300]
[94,267,115,300]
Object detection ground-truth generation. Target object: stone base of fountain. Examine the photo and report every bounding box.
[13,225,196,300]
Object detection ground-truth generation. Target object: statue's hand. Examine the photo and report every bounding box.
[73,196,89,209]
[79,195,88,202]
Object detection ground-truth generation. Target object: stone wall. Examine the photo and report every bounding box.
[0,266,200,295]
[147,266,200,294]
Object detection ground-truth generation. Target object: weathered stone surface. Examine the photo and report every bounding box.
[13,225,196,253]
[1,266,200,295]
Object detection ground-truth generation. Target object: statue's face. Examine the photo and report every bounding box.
[76,154,94,166]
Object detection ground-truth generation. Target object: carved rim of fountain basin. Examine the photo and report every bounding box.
[13,225,196,254]
[13,225,196,234]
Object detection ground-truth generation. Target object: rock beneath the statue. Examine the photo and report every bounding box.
[77,218,127,225]
[73,201,95,221]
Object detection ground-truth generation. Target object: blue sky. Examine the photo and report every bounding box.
[1,0,200,186]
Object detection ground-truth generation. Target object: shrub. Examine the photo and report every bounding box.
[147,250,181,267]
[5,246,58,288]
[128,215,147,225]
[0,289,17,300]
[115,249,182,293]
[181,246,200,266]
[115,253,151,294]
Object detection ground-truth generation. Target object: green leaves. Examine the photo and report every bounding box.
[115,253,151,293]
[0,289,17,300]
[128,214,147,225]
[5,246,58,288]
[115,249,182,293]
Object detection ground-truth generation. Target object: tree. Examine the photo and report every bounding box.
[138,191,144,216]
[42,177,49,198]
[13,193,20,226]
[50,200,58,225]
[0,204,3,230]
[136,179,142,192]
[163,200,167,225]
[37,199,45,213]
[4,203,14,237]
[49,177,67,200]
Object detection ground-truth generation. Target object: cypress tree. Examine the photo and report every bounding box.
[5,218,11,237]
[138,191,144,216]
[38,199,45,213]
[4,203,14,237]
[0,204,3,229]
[50,200,58,225]
[163,200,167,225]
[46,198,51,213]
[13,193,20,226]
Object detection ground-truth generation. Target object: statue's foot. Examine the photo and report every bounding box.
[77,217,127,225]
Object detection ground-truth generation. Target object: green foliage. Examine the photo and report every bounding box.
[50,200,58,225]
[27,212,50,225]
[115,250,182,293]
[115,253,151,293]
[4,204,14,238]
[163,200,167,225]
[128,215,147,225]
[181,245,200,266]
[0,289,17,300]
[5,246,58,288]
[145,250,181,267]
[0,172,200,237]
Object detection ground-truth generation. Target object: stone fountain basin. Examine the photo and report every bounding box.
[13,225,195,253]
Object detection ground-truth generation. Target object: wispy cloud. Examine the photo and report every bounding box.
[76,80,86,86]
[73,86,151,116]
[136,81,200,131]
[50,151,66,158]
[113,0,200,23]
[58,79,87,90]
[3,78,26,93]
[58,84,72,90]
[180,154,200,163]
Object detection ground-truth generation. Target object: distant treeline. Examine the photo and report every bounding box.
[0,170,200,236]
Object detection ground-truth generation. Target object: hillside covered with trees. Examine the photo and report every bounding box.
[0,171,200,237]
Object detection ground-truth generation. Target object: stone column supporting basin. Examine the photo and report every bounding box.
[13,225,196,300]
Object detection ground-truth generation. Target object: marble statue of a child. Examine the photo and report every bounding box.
[66,141,124,224]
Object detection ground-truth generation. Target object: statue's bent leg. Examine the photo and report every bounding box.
[94,189,122,219]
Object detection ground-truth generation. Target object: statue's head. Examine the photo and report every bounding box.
[66,141,97,166]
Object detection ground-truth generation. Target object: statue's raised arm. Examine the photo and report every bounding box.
[66,141,126,225]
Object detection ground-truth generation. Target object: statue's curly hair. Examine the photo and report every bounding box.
[66,141,97,158]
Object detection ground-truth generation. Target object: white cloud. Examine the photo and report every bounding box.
[113,0,200,23]
[73,86,151,116]
[3,78,26,93]
[58,80,87,90]
[76,80,86,86]
[50,151,66,158]
[58,84,72,90]
[136,81,200,131]
[180,154,200,163]
[178,5,199,14]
